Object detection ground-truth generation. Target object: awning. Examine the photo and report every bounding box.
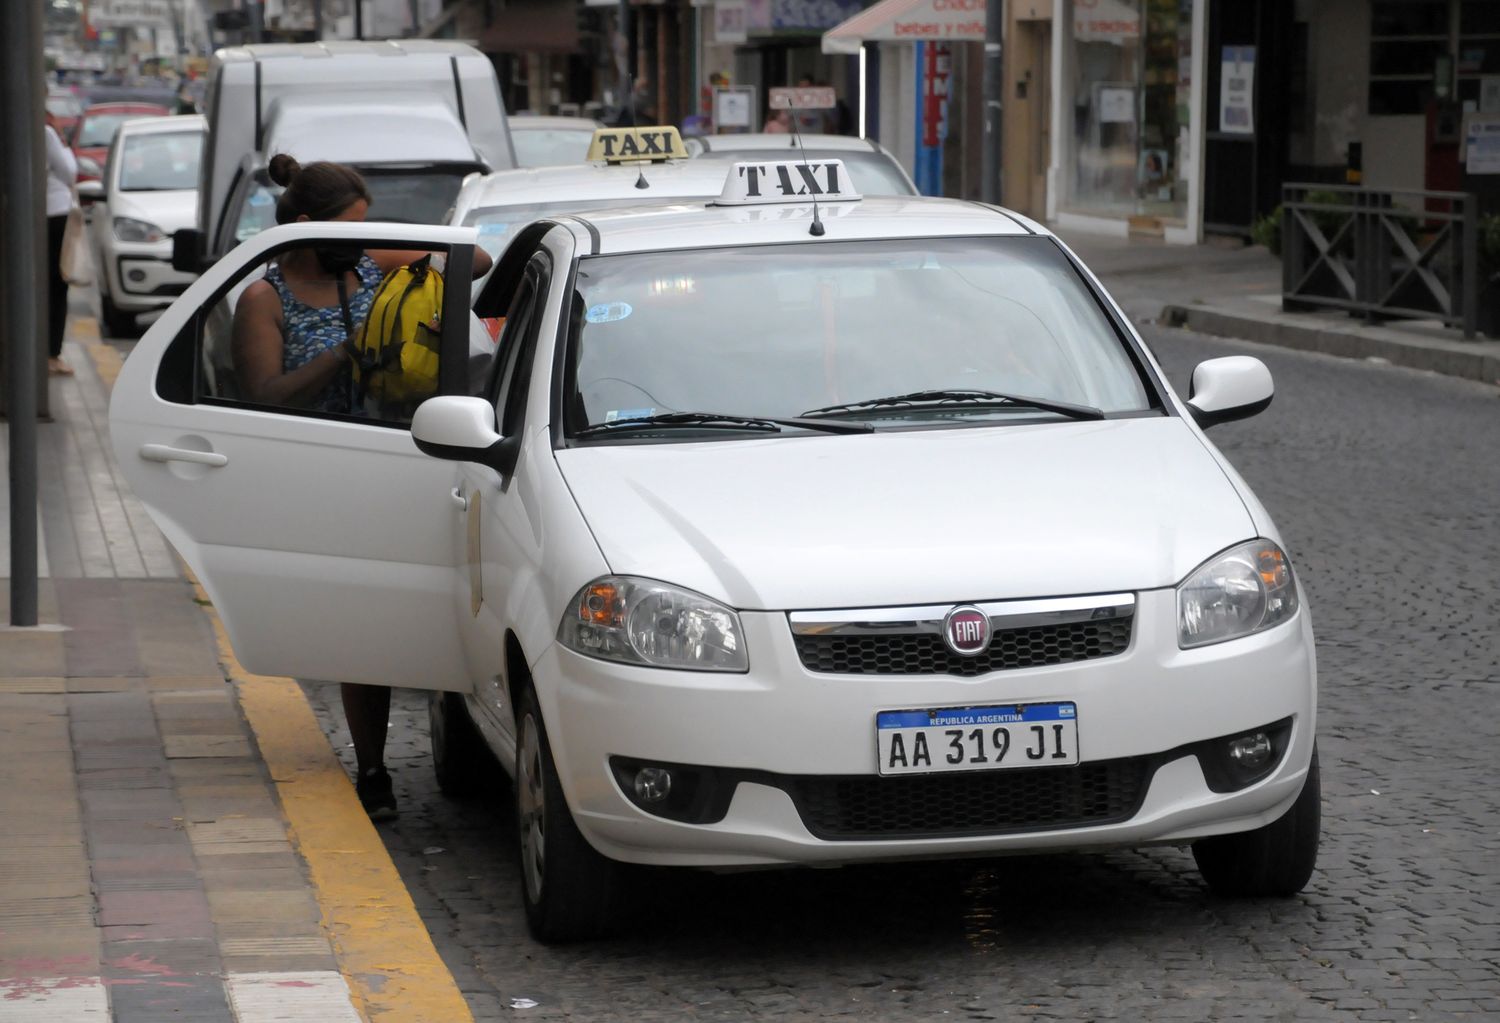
[822,0,986,54]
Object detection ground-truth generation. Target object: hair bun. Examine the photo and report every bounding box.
[268,153,301,187]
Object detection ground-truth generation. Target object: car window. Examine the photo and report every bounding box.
[512,129,598,168]
[118,131,203,191]
[77,111,164,148]
[232,168,472,247]
[564,236,1152,437]
[159,241,462,428]
[464,200,654,258]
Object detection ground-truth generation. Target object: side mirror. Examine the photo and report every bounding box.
[171,228,207,274]
[411,395,520,475]
[1186,356,1274,429]
[76,179,105,204]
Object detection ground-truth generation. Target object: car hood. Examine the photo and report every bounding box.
[556,417,1256,610]
[110,188,198,233]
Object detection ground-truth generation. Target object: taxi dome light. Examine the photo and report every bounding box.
[715,159,861,207]
[586,126,689,164]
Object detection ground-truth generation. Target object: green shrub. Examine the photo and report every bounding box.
[1251,206,1281,255]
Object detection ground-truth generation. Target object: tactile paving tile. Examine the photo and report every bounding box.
[94,874,202,893]
[220,937,333,958]
[186,819,288,846]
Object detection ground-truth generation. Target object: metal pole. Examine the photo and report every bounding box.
[354,0,363,39]
[980,0,1003,204]
[3,0,43,626]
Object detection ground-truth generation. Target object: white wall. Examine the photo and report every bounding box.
[877,42,916,179]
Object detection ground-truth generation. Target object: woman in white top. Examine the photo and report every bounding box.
[45,112,78,375]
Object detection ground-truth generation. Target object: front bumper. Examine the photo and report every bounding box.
[532,587,1316,867]
[106,239,195,310]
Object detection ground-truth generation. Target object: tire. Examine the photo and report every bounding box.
[1193,745,1321,897]
[515,685,623,942]
[428,691,489,797]
[100,292,139,338]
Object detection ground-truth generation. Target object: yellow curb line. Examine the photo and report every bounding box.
[83,328,472,1023]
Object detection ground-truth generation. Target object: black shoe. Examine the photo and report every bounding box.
[356,767,398,821]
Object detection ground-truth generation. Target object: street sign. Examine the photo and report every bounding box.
[769,86,836,111]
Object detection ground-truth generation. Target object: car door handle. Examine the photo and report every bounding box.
[451,487,468,511]
[139,444,228,468]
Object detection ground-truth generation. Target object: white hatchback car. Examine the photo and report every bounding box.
[111,158,1318,944]
[79,114,205,337]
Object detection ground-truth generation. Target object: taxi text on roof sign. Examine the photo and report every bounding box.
[715,159,862,206]
[586,126,690,164]
[768,86,837,110]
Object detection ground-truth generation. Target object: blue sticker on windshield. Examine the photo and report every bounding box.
[586,301,632,324]
[248,188,274,207]
[605,408,654,423]
[477,222,509,236]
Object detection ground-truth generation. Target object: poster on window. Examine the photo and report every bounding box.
[1220,45,1255,135]
[714,0,747,43]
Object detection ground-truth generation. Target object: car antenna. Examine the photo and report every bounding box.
[786,100,825,237]
[626,74,650,190]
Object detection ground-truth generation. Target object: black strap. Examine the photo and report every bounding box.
[337,275,362,407]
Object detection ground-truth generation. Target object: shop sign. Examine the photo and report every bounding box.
[772,0,865,32]
[715,0,748,43]
[1073,0,1140,45]
[922,41,952,147]
[91,0,174,28]
[1219,45,1255,135]
[745,0,773,32]
[770,86,836,110]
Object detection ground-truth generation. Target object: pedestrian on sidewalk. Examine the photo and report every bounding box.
[45,110,77,376]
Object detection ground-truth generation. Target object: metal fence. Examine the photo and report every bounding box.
[1281,184,1479,339]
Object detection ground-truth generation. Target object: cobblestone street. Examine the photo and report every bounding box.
[304,327,1500,1021]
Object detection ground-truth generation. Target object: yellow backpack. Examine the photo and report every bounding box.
[346,254,444,413]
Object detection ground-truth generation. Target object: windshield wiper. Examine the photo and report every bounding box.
[574,411,873,438]
[801,389,1105,421]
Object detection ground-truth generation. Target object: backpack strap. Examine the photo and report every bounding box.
[336,275,365,408]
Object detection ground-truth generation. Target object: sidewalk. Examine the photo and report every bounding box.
[1056,228,1500,387]
[0,320,470,1021]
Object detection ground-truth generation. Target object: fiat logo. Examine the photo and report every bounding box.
[943,606,991,657]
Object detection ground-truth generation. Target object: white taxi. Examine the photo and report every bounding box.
[450,125,729,259]
[111,157,1319,944]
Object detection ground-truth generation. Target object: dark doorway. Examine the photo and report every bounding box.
[1203,0,1293,236]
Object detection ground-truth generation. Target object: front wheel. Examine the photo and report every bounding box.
[1193,745,1321,897]
[100,292,139,338]
[515,686,623,942]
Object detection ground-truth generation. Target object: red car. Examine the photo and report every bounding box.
[71,102,171,182]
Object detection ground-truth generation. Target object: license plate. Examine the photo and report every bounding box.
[876,703,1079,776]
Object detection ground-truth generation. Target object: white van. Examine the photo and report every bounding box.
[178,40,515,268]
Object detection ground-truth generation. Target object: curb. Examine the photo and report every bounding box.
[86,334,475,1023]
[1159,304,1500,386]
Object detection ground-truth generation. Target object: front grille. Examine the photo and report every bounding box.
[784,758,1151,840]
[793,616,1133,676]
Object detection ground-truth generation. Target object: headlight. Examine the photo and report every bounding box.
[113,217,165,243]
[1177,539,1298,649]
[558,575,748,672]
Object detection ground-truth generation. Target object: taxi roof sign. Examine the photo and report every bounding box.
[586,126,690,164]
[768,86,837,110]
[715,159,862,206]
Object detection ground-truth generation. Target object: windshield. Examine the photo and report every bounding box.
[565,238,1153,439]
[694,149,915,196]
[118,131,202,191]
[233,167,470,244]
[78,110,166,148]
[512,128,598,168]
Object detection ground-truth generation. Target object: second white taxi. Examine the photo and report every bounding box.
[111,156,1319,944]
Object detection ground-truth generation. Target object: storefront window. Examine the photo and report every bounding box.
[1067,0,1193,219]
